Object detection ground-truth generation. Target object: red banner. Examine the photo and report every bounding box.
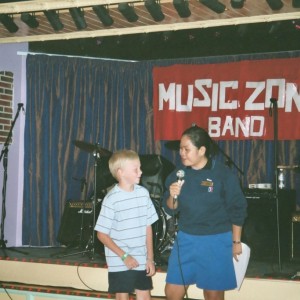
[153,58,300,141]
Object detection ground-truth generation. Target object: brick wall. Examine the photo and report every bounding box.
[0,71,13,144]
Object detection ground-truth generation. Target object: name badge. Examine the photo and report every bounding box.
[201,180,214,187]
[201,179,214,192]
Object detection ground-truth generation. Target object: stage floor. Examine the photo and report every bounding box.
[1,245,300,300]
[1,245,300,279]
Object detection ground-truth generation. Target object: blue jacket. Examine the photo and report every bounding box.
[162,159,248,235]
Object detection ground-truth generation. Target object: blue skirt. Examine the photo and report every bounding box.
[166,231,237,290]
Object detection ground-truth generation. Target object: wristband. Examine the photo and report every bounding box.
[147,258,155,264]
[233,241,241,244]
[121,253,128,261]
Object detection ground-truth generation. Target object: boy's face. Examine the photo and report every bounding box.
[120,158,142,185]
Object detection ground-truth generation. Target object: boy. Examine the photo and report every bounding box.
[95,150,158,300]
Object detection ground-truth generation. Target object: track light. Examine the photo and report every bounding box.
[231,0,245,8]
[200,0,226,13]
[145,0,165,22]
[69,7,87,30]
[44,10,64,31]
[21,12,39,28]
[0,14,18,33]
[93,5,114,27]
[118,3,138,22]
[266,0,283,10]
[173,0,191,18]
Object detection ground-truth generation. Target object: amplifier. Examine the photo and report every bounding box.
[67,200,93,209]
[242,189,296,260]
[243,188,275,200]
[57,200,100,246]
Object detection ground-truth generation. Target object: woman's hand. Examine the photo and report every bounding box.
[233,243,242,261]
[169,180,185,199]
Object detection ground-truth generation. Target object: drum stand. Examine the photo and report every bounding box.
[54,148,101,260]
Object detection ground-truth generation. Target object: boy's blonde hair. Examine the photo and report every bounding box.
[109,150,140,180]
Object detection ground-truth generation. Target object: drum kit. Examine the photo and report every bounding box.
[58,139,177,261]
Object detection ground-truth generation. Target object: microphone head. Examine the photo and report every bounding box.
[176,169,185,180]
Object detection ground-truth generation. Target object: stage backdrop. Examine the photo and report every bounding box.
[153,58,300,141]
[23,52,300,246]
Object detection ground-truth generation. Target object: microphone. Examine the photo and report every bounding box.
[174,169,185,200]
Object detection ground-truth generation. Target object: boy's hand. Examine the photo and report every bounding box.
[124,255,139,269]
[146,260,156,276]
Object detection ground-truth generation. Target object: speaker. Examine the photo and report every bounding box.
[57,200,97,246]
[242,189,296,261]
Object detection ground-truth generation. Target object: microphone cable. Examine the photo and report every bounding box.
[172,196,189,299]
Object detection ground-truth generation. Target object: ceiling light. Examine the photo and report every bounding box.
[266,0,283,10]
[0,14,18,33]
[145,0,165,22]
[236,24,248,37]
[173,0,191,18]
[92,5,114,27]
[268,21,281,34]
[69,7,87,30]
[44,10,64,31]
[21,12,39,28]
[118,3,138,22]
[231,0,245,8]
[200,0,226,13]
[292,0,300,7]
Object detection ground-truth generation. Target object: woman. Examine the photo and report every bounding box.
[162,126,247,300]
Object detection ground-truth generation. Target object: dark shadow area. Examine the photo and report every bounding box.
[29,20,300,60]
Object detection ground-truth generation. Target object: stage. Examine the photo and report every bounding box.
[0,246,300,300]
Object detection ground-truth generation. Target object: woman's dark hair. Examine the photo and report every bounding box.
[181,125,217,158]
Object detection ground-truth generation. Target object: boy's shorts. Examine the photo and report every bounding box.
[108,270,153,293]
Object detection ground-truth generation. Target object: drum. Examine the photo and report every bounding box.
[152,199,168,253]
[151,199,179,256]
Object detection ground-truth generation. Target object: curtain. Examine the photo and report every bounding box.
[23,52,300,246]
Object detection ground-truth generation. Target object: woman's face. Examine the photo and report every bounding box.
[179,135,207,170]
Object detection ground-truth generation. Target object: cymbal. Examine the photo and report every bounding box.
[73,140,112,156]
[165,140,180,151]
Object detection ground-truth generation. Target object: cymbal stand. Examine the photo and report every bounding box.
[0,103,28,257]
[77,177,88,246]
[264,97,285,277]
[86,147,99,260]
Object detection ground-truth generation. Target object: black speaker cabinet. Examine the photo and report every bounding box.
[57,200,99,246]
[242,189,296,261]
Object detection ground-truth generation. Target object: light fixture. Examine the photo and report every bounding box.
[21,12,39,28]
[44,10,64,31]
[292,0,300,7]
[200,0,226,13]
[162,31,172,41]
[231,0,245,8]
[118,3,139,22]
[0,14,18,33]
[173,0,191,18]
[266,0,283,10]
[93,5,114,27]
[268,21,281,34]
[236,24,248,37]
[69,7,87,30]
[145,0,165,22]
